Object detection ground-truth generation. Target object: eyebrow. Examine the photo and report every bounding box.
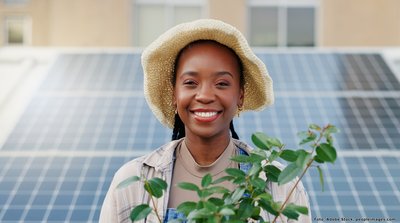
[179,71,234,78]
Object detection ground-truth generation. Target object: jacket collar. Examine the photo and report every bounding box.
[142,138,184,172]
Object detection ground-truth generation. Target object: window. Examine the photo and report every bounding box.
[134,0,204,47]
[248,0,317,47]
[4,17,31,45]
[3,0,29,5]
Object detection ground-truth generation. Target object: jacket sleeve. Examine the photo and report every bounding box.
[99,175,119,223]
[287,179,312,223]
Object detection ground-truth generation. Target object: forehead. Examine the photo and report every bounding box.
[175,40,241,70]
[180,40,237,58]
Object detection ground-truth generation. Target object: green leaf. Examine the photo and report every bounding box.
[248,163,262,176]
[268,150,280,163]
[291,204,308,215]
[148,177,167,190]
[201,174,212,188]
[250,177,267,190]
[309,124,321,131]
[203,200,218,212]
[219,207,235,216]
[116,176,140,189]
[325,124,339,135]
[144,178,166,198]
[212,175,234,185]
[130,204,152,221]
[280,150,297,162]
[225,168,246,178]
[230,154,251,163]
[187,208,213,219]
[313,155,325,164]
[278,163,302,185]
[208,186,230,194]
[258,200,279,216]
[282,206,300,220]
[316,166,324,192]
[299,131,317,145]
[316,143,337,163]
[295,149,311,170]
[177,201,197,216]
[208,197,224,206]
[256,192,272,202]
[282,203,309,220]
[267,137,283,148]
[252,132,271,150]
[251,206,261,219]
[249,153,266,163]
[178,182,200,192]
[226,187,245,204]
[238,198,254,219]
[264,165,281,182]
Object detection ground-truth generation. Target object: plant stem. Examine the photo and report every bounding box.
[145,181,163,223]
[271,158,314,223]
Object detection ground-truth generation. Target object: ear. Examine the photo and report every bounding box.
[238,87,244,107]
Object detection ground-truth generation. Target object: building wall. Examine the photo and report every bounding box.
[0,0,132,47]
[2,0,400,47]
[47,0,131,47]
[0,0,49,45]
[208,0,246,34]
[320,0,400,46]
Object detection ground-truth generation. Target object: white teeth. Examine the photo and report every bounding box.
[194,112,218,118]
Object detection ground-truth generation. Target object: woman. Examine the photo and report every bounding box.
[100,19,311,223]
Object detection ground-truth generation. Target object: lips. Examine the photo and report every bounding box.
[191,109,221,122]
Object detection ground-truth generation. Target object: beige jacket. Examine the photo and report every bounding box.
[99,138,312,223]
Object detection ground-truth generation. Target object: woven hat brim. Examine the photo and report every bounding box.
[142,19,274,128]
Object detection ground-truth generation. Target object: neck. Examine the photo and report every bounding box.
[184,131,231,166]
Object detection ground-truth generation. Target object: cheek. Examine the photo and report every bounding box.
[174,88,191,106]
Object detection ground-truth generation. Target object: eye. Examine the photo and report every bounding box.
[183,79,197,86]
[216,81,230,87]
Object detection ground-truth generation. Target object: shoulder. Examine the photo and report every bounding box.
[232,138,253,154]
[112,139,183,183]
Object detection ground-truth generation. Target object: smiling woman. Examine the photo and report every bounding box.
[99,19,311,223]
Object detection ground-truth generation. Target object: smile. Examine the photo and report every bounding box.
[194,111,218,118]
[191,110,221,122]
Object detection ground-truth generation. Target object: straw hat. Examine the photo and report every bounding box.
[142,19,274,129]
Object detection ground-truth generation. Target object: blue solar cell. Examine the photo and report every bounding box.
[353,180,373,192]
[0,194,8,205]
[54,194,74,206]
[10,194,30,206]
[32,194,52,206]
[337,195,357,206]
[0,181,16,192]
[75,195,95,206]
[25,208,47,221]
[2,208,24,221]
[332,181,352,192]
[70,209,90,221]
[47,209,68,221]
[358,195,380,206]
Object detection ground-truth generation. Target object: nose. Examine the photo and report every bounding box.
[195,84,215,104]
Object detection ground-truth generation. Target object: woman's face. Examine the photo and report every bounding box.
[173,41,244,140]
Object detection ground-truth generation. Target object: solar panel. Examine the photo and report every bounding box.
[1,51,399,222]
